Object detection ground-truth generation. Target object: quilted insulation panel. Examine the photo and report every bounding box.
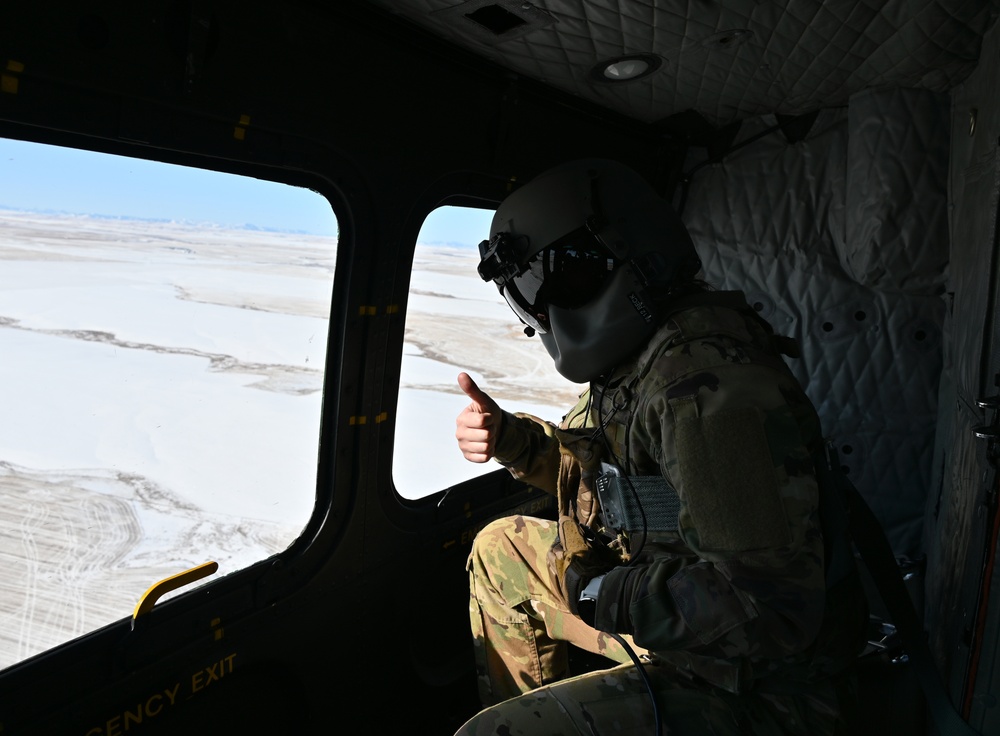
[681,87,950,561]
[365,0,998,126]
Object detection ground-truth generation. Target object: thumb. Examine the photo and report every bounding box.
[458,372,497,413]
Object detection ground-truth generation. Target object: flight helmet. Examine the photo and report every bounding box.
[477,158,701,383]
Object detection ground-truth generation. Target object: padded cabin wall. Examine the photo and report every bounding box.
[925,15,1000,732]
[681,90,950,564]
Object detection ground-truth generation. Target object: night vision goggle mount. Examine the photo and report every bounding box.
[478,172,616,288]
[477,232,527,286]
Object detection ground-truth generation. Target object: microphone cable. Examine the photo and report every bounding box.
[610,632,663,736]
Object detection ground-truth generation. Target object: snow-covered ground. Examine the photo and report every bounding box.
[396,244,584,497]
[0,211,580,669]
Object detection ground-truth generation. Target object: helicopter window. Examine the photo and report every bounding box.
[393,205,585,500]
[0,137,335,669]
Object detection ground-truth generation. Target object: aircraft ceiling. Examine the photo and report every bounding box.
[358,0,999,129]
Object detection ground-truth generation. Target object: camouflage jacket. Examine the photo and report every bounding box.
[492,290,868,693]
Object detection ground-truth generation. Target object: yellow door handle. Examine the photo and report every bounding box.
[132,561,219,623]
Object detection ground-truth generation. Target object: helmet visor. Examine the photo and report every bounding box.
[504,234,617,333]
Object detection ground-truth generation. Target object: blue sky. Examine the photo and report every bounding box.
[0,136,492,245]
[418,204,493,249]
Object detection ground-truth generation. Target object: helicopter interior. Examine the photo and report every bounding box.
[1,1,999,734]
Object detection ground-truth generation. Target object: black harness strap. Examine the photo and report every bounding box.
[595,464,680,534]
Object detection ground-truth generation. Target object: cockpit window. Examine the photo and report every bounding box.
[0,138,336,669]
[393,205,584,500]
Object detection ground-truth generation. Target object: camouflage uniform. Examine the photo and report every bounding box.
[457,291,868,735]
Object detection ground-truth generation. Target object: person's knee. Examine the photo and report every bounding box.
[475,515,521,550]
[468,515,559,605]
[468,516,522,577]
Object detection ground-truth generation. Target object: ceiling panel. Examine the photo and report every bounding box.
[362,0,999,126]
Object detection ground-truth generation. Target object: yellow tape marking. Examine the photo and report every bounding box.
[233,114,251,141]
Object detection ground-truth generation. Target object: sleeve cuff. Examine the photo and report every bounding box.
[493,411,552,465]
[593,564,642,634]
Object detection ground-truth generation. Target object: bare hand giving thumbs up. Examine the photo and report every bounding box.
[455,372,504,463]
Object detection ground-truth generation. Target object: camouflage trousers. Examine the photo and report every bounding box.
[456,515,847,736]
[465,515,636,707]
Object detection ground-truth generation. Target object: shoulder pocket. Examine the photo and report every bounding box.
[673,406,791,553]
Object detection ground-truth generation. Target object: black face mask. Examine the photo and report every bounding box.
[539,264,658,383]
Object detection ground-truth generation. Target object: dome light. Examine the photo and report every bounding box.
[590,54,661,84]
